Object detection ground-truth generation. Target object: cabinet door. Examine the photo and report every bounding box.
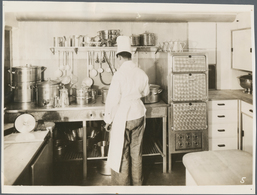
[232,28,252,71]
[31,138,53,185]
[242,113,253,154]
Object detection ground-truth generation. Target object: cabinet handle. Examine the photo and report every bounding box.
[249,109,253,113]
[218,144,225,147]
[217,103,225,106]
[217,115,225,118]
[218,129,225,132]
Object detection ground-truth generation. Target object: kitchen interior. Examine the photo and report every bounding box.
[2,1,255,194]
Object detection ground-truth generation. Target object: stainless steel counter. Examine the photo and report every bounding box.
[5,96,169,178]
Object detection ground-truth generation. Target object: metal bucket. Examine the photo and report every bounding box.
[98,160,111,176]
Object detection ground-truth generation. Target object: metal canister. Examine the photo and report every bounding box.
[101,87,109,104]
[140,32,155,46]
[36,79,60,107]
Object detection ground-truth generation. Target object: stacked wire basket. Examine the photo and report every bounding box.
[171,55,208,132]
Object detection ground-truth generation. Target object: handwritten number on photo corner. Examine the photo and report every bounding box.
[240,177,246,183]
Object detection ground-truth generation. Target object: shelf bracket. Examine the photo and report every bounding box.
[74,48,78,54]
[50,48,55,55]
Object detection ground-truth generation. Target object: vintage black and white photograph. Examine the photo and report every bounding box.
[1,0,256,194]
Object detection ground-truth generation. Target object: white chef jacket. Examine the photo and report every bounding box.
[104,60,149,173]
[104,60,149,124]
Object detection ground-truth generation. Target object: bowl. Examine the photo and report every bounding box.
[239,74,252,94]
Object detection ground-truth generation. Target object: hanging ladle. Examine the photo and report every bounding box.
[105,51,111,73]
[98,52,104,73]
[101,51,106,63]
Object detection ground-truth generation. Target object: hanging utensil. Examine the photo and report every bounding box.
[70,51,78,86]
[65,51,71,71]
[88,51,93,70]
[99,51,106,63]
[90,51,98,77]
[111,51,117,72]
[105,51,111,73]
[54,50,63,78]
[97,52,104,73]
[82,51,93,88]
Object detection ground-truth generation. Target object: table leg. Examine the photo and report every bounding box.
[82,121,87,178]
[169,153,172,173]
[162,116,167,173]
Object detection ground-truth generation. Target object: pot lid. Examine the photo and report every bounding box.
[14,114,36,133]
[37,78,60,86]
[239,74,252,80]
[12,64,46,69]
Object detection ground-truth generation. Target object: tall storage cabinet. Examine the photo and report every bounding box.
[156,52,208,172]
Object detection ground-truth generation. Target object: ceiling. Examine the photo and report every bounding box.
[3,2,253,23]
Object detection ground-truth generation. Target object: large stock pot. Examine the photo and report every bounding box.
[9,82,36,102]
[9,65,46,83]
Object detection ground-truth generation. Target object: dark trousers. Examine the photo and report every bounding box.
[111,116,145,186]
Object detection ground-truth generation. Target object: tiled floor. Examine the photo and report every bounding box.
[54,154,185,186]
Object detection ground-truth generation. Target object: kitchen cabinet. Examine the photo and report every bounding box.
[208,100,238,150]
[231,28,252,72]
[240,101,253,154]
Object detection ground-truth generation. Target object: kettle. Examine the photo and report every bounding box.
[60,86,69,107]
[172,41,186,52]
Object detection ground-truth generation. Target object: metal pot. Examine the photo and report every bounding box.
[130,34,141,46]
[36,79,60,107]
[141,84,162,104]
[140,32,155,46]
[9,82,36,102]
[9,65,46,83]
[101,87,109,104]
[239,74,252,94]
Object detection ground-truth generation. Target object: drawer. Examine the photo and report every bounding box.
[241,101,253,117]
[209,123,237,138]
[209,138,237,151]
[208,100,237,111]
[208,110,237,124]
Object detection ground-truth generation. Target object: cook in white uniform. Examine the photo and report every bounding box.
[104,36,149,185]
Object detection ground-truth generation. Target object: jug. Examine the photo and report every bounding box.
[172,41,186,52]
[60,87,69,107]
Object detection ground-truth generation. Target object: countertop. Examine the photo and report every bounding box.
[208,89,253,104]
[4,141,43,185]
[4,130,49,185]
[5,96,169,113]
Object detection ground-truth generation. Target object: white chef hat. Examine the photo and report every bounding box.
[116,36,132,57]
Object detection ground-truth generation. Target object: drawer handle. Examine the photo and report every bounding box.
[218,144,225,147]
[217,115,225,118]
[218,129,225,132]
[217,103,225,106]
[249,109,253,113]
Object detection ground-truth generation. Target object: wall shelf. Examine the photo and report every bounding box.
[50,46,157,55]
